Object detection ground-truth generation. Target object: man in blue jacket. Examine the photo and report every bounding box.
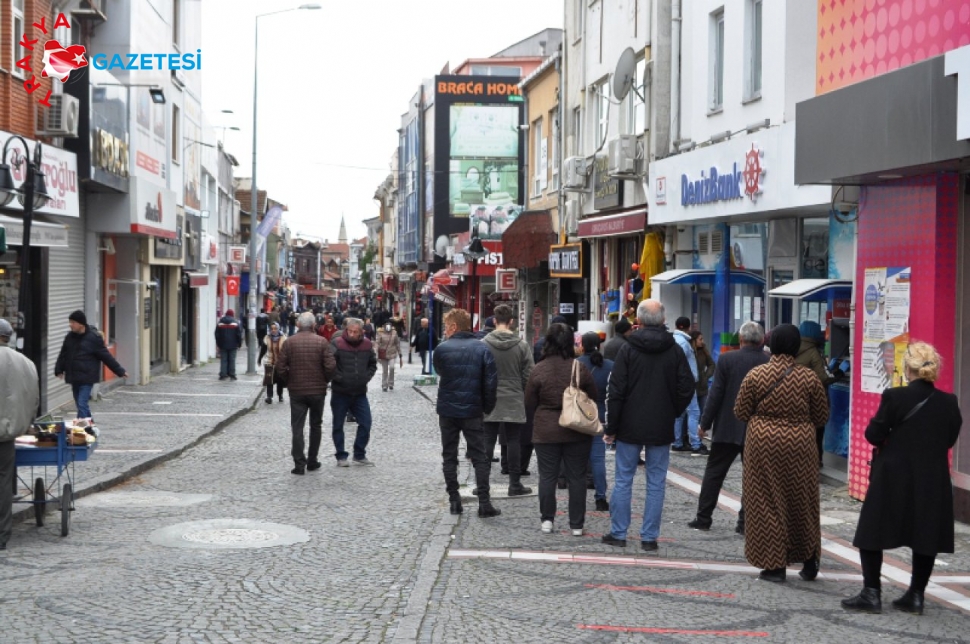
[55,310,128,421]
[433,308,500,518]
[215,309,244,380]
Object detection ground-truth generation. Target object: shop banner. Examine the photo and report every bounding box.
[0,131,79,217]
[860,266,912,393]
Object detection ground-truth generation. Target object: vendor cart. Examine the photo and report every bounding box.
[14,419,97,537]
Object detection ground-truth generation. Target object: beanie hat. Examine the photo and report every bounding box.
[0,318,13,338]
[69,310,87,325]
[614,318,632,334]
[483,316,495,329]
[225,309,235,317]
[799,320,824,343]
[551,315,568,325]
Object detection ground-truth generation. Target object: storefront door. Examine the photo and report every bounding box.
[150,266,166,366]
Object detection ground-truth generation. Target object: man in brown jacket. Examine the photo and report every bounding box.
[276,312,337,475]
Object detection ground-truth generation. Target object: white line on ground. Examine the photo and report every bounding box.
[93,412,224,417]
[94,449,164,453]
[116,391,253,398]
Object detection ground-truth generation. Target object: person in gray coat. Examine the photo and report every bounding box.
[482,305,534,497]
[602,318,632,361]
[688,321,768,534]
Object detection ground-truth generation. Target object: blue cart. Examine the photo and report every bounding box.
[14,420,97,537]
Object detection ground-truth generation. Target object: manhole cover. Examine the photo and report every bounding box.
[149,519,309,550]
[182,529,280,545]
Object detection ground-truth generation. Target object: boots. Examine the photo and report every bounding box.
[799,553,820,581]
[477,496,502,518]
[841,587,882,613]
[449,495,463,515]
[892,589,925,615]
[507,473,532,496]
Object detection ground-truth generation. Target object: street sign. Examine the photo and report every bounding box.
[228,245,247,264]
[496,269,517,292]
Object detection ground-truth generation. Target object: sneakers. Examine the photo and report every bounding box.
[595,499,610,512]
[336,459,350,468]
[671,444,691,452]
[352,458,375,467]
[571,528,584,537]
[601,534,627,547]
[691,445,710,456]
[541,520,554,534]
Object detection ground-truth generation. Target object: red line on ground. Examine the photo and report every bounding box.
[585,583,735,598]
[577,624,768,637]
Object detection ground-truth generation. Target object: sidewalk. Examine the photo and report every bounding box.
[13,354,262,522]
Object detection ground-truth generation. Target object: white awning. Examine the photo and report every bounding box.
[768,279,853,301]
[0,214,69,247]
[650,269,766,286]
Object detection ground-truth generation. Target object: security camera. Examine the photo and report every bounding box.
[519,123,530,131]
[677,226,686,233]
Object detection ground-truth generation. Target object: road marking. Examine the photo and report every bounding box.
[152,401,173,405]
[577,624,769,637]
[94,449,164,453]
[586,583,735,598]
[93,412,224,417]
[116,391,252,398]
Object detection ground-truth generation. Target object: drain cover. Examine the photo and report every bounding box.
[149,519,309,550]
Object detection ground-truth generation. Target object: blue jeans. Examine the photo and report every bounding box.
[589,436,607,501]
[72,383,93,419]
[610,441,670,542]
[671,393,701,450]
[219,349,237,377]
[330,393,372,461]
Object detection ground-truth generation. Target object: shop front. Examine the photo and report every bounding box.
[576,208,646,324]
[501,210,557,345]
[795,48,970,509]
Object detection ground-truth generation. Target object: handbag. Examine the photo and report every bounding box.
[378,347,388,360]
[559,360,603,436]
[262,364,274,386]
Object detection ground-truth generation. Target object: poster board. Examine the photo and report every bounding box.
[860,266,911,393]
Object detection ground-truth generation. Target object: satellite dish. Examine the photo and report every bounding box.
[612,47,637,101]
[434,235,449,258]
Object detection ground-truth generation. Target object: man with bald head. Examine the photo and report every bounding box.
[601,299,694,552]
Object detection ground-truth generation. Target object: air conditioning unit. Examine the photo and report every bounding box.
[36,94,80,137]
[72,0,106,20]
[564,199,580,234]
[563,156,587,191]
[608,135,638,176]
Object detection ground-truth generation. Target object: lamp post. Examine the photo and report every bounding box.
[0,137,51,361]
[248,3,321,374]
[462,234,487,330]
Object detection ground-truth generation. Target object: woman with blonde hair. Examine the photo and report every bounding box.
[842,342,962,615]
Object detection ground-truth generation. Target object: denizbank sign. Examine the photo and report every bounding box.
[681,144,764,207]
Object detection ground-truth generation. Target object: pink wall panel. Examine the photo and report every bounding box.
[848,174,959,499]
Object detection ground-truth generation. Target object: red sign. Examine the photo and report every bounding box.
[496,269,517,292]
[577,211,646,238]
[432,269,456,286]
[226,276,240,296]
[450,239,505,277]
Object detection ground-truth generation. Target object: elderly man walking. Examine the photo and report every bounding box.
[0,319,40,550]
[688,321,768,534]
[329,318,378,466]
[602,300,694,551]
[275,312,337,475]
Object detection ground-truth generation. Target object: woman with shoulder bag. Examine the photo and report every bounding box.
[262,322,286,404]
[525,323,599,536]
[842,342,963,615]
[376,323,402,392]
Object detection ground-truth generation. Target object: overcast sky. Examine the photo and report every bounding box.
[200,0,562,244]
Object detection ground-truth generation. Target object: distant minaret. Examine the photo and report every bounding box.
[338,215,347,244]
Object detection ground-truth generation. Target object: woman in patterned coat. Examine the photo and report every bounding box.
[734,324,829,582]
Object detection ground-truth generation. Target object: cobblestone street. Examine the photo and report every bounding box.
[4,357,970,643]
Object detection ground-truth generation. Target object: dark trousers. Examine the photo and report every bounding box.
[860,549,935,592]
[695,442,744,526]
[484,421,524,478]
[257,335,267,364]
[0,440,14,547]
[330,393,372,461]
[289,393,325,467]
[419,350,429,374]
[439,416,491,500]
[266,381,284,400]
[535,441,591,529]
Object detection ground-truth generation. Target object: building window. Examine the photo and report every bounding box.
[596,80,609,146]
[12,0,25,79]
[572,107,583,155]
[746,0,763,99]
[532,118,544,198]
[573,0,584,38]
[634,57,646,133]
[710,10,725,111]
[173,0,181,50]
[172,104,180,164]
[551,110,560,190]
[469,65,521,77]
[405,158,415,195]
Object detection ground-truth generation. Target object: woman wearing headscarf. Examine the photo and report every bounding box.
[577,332,614,512]
[262,322,287,404]
[841,342,962,615]
[734,324,829,582]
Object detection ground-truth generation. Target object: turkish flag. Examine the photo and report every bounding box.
[41,39,88,82]
[226,276,240,296]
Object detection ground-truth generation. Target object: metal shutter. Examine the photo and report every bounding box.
[46,211,86,412]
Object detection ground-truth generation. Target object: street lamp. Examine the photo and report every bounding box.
[0,137,52,359]
[248,2,321,374]
[462,233,487,330]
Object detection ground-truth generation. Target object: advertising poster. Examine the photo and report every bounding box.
[448,105,520,221]
[861,266,911,393]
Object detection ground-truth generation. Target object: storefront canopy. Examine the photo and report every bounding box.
[768,278,852,302]
[650,269,765,287]
[501,210,556,269]
[0,214,69,248]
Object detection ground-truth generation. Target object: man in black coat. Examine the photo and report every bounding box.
[55,310,128,422]
[433,308,499,518]
[689,321,768,534]
[411,317,431,374]
[602,300,694,551]
[329,318,378,466]
[215,309,244,380]
[602,318,632,361]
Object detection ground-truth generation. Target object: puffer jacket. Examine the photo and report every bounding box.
[433,330,497,418]
[54,326,125,385]
[275,330,336,396]
[215,315,244,350]
[375,329,400,360]
[796,338,834,386]
[0,345,39,441]
[606,325,695,445]
[483,329,533,423]
[330,335,378,396]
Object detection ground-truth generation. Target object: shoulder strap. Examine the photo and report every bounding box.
[901,392,934,424]
[755,366,795,414]
[570,359,581,388]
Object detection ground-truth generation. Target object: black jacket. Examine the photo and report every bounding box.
[255,313,270,338]
[699,345,769,445]
[215,315,244,350]
[854,379,963,554]
[602,334,628,361]
[411,327,430,352]
[433,331,498,418]
[330,335,377,396]
[54,327,125,385]
[605,325,694,446]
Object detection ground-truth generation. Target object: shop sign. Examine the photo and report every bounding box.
[558,303,574,314]
[201,233,218,265]
[495,269,517,292]
[450,240,505,277]
[0,130,79,217]
[655,176,667,205]
[945,46,970,141]
[153,214,183,261]
[548,243,583,278]
[681,143,765,207]
[228,245,247,264]
[130,178,177,238]
[593,154,622,210]
[0,216,69,247]
[92,128,129,178]
[576,211,646,238]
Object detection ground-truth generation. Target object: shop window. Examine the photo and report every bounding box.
[801,217,829,280]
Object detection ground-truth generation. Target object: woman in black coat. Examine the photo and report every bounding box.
[842,342,963,615]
